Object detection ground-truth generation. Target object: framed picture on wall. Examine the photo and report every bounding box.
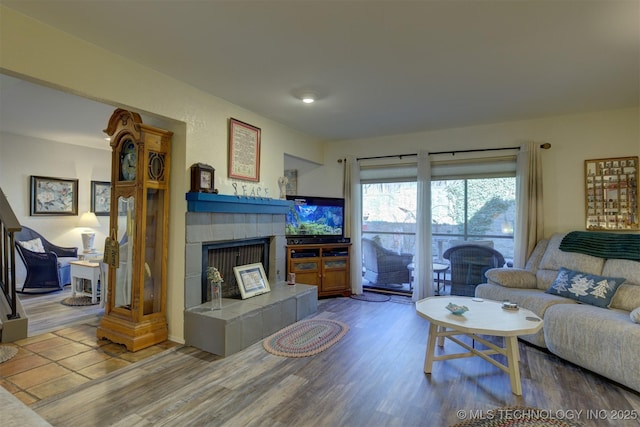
[584,156,638,231]
[284,169,298,195]
[91,181,111,216]
[228,118,261,182]
[30,175,78,216]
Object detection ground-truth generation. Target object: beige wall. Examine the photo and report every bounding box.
[0,132,111,248]
[1,6,322,344]
[309,107,639,237]
[1,6,638,344]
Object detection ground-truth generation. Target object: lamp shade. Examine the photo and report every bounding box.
[78,212,100,253]
[78,211,100,228]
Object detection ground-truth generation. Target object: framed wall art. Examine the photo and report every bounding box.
[284,169,298,195]
[233,263,270,299]
[30,175,78,216]
[91,181,111,216]
[584,156,638,231]
[228,118,261,182]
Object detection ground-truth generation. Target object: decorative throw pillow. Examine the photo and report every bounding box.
[18,238,45,253]
[631,307,640,324]
[545,267,626,308]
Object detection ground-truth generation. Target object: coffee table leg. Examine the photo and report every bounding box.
[505,336,522,395]
[437,325,446,347]
[424,323,438,373]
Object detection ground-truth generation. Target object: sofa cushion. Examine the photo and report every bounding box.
[475,283,577,348]
[539,233,604,275]
[609,283,640,312]
[535,269,562,290]
[545,267,625,308]
[603,258,640,285]
[485,268,537,289]
[18,237,45,253]
[523,238,549,272]
[544,304,640,393]
[602,259,640,312]
[631,307,640,324]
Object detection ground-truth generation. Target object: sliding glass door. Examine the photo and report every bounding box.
[361,176,515,293]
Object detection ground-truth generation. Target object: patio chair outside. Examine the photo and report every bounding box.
[443,244,505,296]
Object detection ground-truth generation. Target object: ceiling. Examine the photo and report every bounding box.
[1,0,638,146]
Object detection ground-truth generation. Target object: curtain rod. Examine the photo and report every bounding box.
[337,142,551,163]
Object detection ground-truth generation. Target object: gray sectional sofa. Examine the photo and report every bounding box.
[475,232,640,393]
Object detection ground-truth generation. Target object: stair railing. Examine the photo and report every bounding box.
[0,188,21,320]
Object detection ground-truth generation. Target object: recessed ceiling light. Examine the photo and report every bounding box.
[292,88,323,104]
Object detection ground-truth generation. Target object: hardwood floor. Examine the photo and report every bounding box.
[26,296,640,427]
[18,286,104,337]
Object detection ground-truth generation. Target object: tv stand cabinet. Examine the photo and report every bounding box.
[286,243,351,297]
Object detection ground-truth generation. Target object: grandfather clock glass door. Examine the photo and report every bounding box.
[98,108,172,352]
[144,188,165,315]
[115,196,135,310]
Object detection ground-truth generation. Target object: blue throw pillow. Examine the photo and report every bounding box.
[545,267,626,308]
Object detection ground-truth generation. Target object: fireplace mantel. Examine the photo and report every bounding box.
[186,192,292,214]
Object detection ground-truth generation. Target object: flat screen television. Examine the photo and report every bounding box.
[285,196,344,240]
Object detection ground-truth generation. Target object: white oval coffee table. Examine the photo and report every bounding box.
[415,296,543,395]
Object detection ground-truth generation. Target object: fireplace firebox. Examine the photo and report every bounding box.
[201,238,270,301]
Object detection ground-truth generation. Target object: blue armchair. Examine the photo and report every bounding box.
[15,226,78,293]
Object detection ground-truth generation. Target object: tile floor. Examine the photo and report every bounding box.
[0,321,180,406]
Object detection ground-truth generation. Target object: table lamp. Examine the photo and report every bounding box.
[78,211,101,253]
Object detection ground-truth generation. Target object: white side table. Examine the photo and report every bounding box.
[81,254,108,307]
[70,260,101,304]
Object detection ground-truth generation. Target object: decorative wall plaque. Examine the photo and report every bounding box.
[228,118,261,182]
[585,156,638,231]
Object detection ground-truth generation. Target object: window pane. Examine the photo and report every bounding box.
[467,178,515,237]
[362,176,516,267]
[432,180,464,235]
[431,177,515,262]
[362,182,416,255]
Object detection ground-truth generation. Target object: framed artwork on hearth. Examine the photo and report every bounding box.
[584,156,638,231]
[233,263,270,299]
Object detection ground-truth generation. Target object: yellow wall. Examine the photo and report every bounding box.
[1,6,322,343]
[312,108,639,236]
[2,6,638,344]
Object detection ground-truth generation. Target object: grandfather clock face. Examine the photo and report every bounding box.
[120,139,137,181]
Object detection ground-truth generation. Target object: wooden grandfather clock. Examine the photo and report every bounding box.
[97,109,172,351]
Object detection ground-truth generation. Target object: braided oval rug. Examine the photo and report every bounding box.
[263,319,349,358]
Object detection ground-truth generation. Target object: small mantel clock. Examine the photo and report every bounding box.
[190,162,217,193]
[97,108,172,352]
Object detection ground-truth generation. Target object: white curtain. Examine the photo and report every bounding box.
[412,150,433,301]
[514,142,544,268]
[344,156,363,295]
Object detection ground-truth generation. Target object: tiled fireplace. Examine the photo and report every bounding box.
[183,193,318,356]
[184,193,291,309]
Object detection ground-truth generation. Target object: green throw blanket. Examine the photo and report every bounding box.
[559,231,640,261]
